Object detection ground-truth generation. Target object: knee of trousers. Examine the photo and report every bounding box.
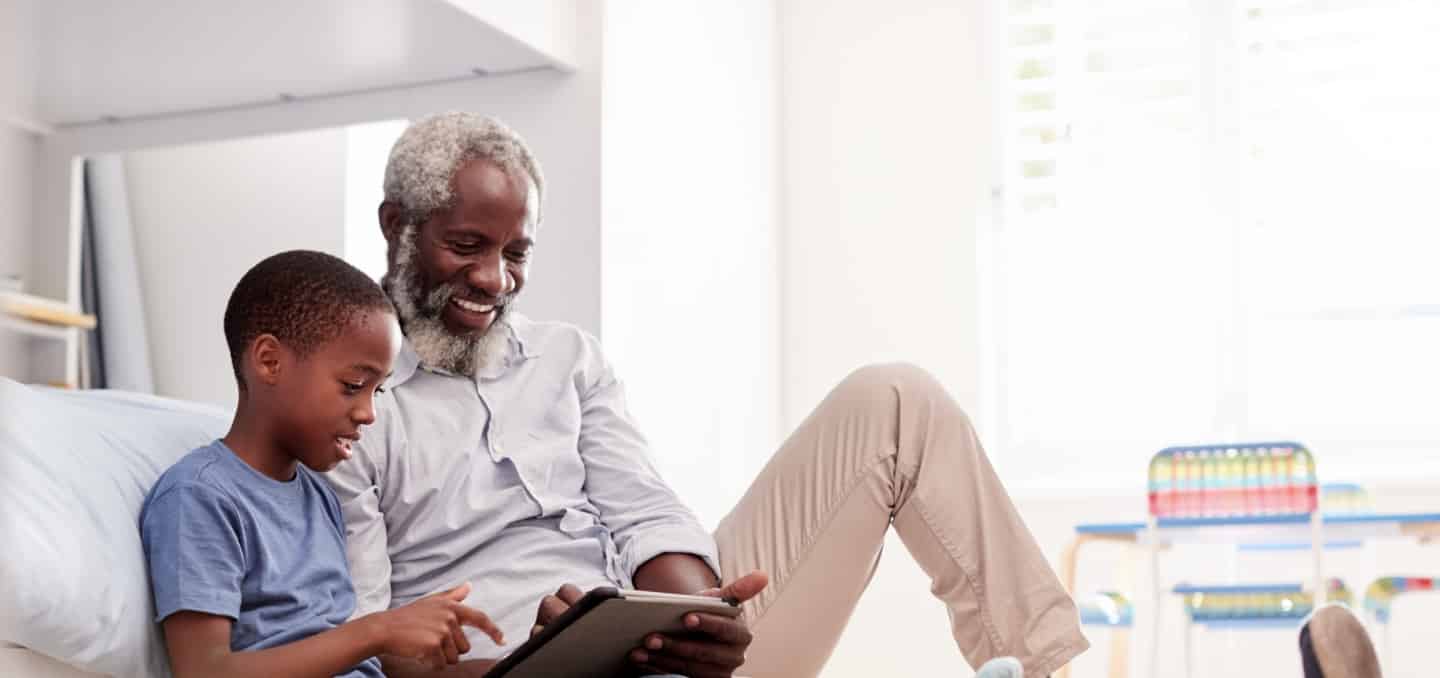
[834,363,980,449]
[835,362,964,416]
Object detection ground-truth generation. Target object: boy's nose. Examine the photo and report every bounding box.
[352,403,376,426]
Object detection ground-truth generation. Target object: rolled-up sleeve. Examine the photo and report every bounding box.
[325,409,396,618]
[576,351,721,582]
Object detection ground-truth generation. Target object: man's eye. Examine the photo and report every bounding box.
[505,250,530,263]
[451,242,482,253]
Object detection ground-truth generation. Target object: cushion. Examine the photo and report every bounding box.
[0,379,229,677]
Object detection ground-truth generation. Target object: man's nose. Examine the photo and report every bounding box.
[464,253,514,299]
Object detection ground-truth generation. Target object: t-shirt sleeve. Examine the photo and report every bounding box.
[140,482,247,622]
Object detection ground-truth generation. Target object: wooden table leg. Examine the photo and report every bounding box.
[1057,533,1137,678]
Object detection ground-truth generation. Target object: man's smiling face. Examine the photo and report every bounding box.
[381,158,537,375]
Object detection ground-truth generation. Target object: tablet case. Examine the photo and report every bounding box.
[484,587,741,678]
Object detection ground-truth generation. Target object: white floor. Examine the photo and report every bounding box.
[821,489,1440,678]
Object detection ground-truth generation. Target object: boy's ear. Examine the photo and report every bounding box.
[249,334,286,387]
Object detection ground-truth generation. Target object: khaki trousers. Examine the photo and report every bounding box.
[714,364,1088,677]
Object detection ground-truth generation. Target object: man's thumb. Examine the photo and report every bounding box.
[718,570,769,603]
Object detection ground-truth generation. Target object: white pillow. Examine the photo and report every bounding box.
[0,379,229,677]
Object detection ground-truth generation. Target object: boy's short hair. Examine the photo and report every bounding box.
[223,250,394,390]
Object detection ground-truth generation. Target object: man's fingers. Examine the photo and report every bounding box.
[537,594,571,625]
[556,583,586,605]
[685,612,754,646]
[530,623,545,639]
[648,635,745,670]
[631,648,732,678]
[454,604,505,645]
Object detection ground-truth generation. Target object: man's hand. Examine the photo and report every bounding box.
[368,583,503,670]
[629,571,769,678]
[530,583,587,639]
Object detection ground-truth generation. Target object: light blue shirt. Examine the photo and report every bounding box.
[141,441,382,678]
[326,313,719,660]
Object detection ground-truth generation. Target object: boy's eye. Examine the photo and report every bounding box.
[342,381,363,394]
[375,385,387,395]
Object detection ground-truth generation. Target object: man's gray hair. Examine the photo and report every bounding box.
[383,112,545,225]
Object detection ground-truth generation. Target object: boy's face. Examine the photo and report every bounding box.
[272,309,402,472]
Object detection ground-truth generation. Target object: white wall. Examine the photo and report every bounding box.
[778,0,993,675]
[0,129,38,381]
[26,1,603,402]
[779,0,990,424]
[0,0,39,379]
[122,129,348,407]
[599,0,780,528]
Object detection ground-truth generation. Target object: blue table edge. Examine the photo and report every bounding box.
[1075,512,1440,535]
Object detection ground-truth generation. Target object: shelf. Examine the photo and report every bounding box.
[0,314,79,341]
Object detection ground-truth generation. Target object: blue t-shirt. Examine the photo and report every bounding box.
[140,441,382,678]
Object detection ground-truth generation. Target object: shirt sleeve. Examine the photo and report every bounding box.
[140,482,246,622]
[325,403,395,618]
[574,336,721,583]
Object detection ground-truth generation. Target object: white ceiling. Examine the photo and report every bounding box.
[34,0,565,127]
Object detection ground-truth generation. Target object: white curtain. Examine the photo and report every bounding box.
[82,155,154,393]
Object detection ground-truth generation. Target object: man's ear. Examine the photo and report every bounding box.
[249,334,287,387]
[379,202,405,242]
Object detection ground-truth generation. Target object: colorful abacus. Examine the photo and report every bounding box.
[1148,442,1317,519]
[1363,576,1436,624]
[1177,579,1351,622]
[1321,483,1372,516]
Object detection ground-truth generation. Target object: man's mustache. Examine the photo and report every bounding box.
[419,282,512,316]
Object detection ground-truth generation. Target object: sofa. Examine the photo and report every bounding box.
[0,378,230,677]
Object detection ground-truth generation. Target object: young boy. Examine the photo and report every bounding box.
[140,250,502,677]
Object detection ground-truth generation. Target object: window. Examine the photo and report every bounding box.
[986,0,1440,490]
[344,119,409,281]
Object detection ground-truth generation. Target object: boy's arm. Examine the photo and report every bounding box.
[162,584,502,678]
[377,655,497,677]
[163,611,381,678]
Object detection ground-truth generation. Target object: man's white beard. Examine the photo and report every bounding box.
[383,227,510,376]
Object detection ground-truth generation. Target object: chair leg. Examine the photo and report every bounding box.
[1109,628,1131,678]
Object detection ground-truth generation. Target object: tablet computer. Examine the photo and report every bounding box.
[484,587,741,678]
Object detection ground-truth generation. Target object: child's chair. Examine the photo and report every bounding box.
[1362,576,1436,674]
[1144,442,1321,677]
[1077,591,1132,678]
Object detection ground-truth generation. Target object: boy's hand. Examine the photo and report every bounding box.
[371,583,503,669]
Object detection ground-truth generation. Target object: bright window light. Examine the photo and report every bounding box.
[344,119,409,282]
[986,0,1440,490]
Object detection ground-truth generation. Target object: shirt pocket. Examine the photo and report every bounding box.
[503,381,585,510]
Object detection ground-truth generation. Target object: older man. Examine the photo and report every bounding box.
[327,112,1087,678]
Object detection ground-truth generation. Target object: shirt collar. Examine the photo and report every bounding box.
[387,312,541,388]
